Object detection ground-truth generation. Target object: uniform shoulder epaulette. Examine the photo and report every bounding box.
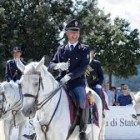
[7,59,13,63]
[57,44,65,50]
[81,44,90,49]
[94,59,101,64]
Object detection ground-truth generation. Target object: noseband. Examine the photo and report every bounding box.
[21,72,65,110]
[22,72,44,104]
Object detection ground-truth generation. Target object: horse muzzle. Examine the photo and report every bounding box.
[22,104,37,117]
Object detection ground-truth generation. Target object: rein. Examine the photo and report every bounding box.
[0,84,23,126]
[22,73,65,110]
[23,74,43,105]
[21,72,64,140]
[4,84,23,114]
[37,83,65,109]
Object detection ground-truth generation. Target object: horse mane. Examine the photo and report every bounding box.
[24,61,58,85]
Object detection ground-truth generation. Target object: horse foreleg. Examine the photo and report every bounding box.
[17,122,25,140]
[99,117,106,140]
[0,120,5,140]
[4,120,12,140]
[33,121,46,140]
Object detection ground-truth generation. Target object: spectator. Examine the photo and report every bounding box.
[118,84,132,106]
[116,84,125,102]
[104,82,115,106]
[110,86,117,106]
[86,49,104,97]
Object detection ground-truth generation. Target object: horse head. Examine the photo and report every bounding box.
[130,91,140,120]
[0,81,21,118]
[16,57,56,117]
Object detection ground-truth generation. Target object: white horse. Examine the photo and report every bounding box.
[16,57,108,140]
[99,90,109,140]
[130,91,140,120]
[0,81,25,140]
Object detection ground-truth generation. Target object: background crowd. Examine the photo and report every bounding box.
[104,82,132,106]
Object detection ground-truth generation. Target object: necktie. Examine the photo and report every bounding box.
[70,45,74,51]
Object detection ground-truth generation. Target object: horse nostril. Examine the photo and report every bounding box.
[29,110,32,114]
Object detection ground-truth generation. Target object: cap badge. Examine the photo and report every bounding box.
[75,21,78,27]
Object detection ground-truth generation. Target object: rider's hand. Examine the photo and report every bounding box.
[60,74,71,84]
[9,80,14,84]
[85,65,93,76]
[16,80,20,84]
[54,62,69,71]
[96,84,102,89]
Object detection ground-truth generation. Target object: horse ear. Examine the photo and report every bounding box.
[15,58,25,72]
[35,57,45,71]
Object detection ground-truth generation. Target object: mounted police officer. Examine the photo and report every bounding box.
[5,46,26,82]
[48,19,90,140]
[86,49,104,96]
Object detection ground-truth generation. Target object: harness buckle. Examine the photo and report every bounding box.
[41,125,49,133]
[12,110,17,116]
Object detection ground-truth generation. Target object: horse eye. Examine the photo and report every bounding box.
[19,83,23,88]
[34,83,39,87]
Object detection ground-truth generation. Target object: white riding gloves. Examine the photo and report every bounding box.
[60,74,71,84]
[54,62,69,71]
[96,84,102,89]
[9,80,15,84]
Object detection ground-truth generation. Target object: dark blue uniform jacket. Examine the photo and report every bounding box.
[5,59,26,82]
[48,42,90,89]
[86,59,104,88]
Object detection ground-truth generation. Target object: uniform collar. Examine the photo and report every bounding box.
[68,41,78,48]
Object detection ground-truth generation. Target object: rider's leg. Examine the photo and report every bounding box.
[94,87,105,117]
[71,86,89,140]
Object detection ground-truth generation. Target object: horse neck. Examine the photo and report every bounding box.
[38,70,59,102]
[5,85,21,109]
[38,70,69,111]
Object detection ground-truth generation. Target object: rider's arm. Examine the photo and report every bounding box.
[97,61,104,85]
[68,46,90,80]
[48,46,63,72]
[5,61,12,82]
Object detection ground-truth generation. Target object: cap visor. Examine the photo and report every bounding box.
[12,50,22,53]
[66,27,80,31]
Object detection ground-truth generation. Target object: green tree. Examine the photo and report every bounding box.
[0,0,74,79]
[73,2,140,85]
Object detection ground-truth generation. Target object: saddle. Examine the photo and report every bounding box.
[65,89,99,139]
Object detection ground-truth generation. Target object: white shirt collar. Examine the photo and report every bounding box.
[68,41,78,48]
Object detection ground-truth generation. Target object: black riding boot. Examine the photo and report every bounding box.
[79,108,89,140]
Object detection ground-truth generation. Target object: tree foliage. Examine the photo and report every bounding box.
[0,0,140,85]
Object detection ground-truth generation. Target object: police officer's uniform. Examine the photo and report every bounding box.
[48,19,90,140]
[5,47,26,82]
[86,59,104,90]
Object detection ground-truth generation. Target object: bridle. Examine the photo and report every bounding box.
[22,72,44,107]
[0,84,23,126]
[20,71,64,139]
[21,72,64,110]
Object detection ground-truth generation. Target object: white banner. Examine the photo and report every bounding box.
[105,105,140,140]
